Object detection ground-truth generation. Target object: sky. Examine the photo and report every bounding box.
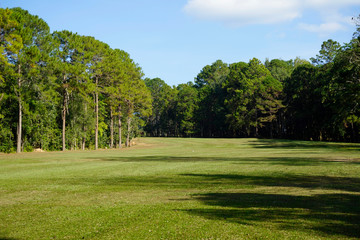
[1,0,360,86]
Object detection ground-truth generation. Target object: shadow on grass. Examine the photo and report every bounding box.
[95,156,359,166]
[57,175,228,190]
[184,192,360,238]
[97,156,223,162]
[179,173,360,237]
[59,172,360,194]
[182,173,360,193]
[249,139,360,151]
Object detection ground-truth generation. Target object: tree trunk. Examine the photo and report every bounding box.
[82,103,87,150]
[110,108,114,149]
[62,99,66,151]
[62,75,67,151]
[126,114,131,147]
[95,76,99,150]
[82,134,86,150]
[16,65,22,153]
[118,106,122,149]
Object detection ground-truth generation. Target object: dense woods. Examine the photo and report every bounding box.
[1,8,359,152]
[0,8,152,152]
[144,21,360,143]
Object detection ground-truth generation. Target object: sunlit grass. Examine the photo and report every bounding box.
[1,138,359,239]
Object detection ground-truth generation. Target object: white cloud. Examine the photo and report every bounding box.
[184,0,301,25]
[304,0,360,9]
[298,9,354,35]
[184,0,360,32]
[299,22,346,36]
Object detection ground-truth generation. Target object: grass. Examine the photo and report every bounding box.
[0,137,359,240]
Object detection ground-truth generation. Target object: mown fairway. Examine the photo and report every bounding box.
[1,138,360,240]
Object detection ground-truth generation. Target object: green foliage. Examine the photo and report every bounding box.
[194,60,229,137]
[142,34,359,142]
[0,7,154,152]
[224,59,283,137]
[195,60,229,88]
[284,64,321,139]
[175,82,199,136]
[1,7,360,152]
[327,33,360,141]
[265,58,294,82]
[310,39,341,66]
[144,77,175,136]
[0,8,23,79]
[293,57,311,68]
[66,93,94,150]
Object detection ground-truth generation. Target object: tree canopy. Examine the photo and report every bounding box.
[1,8,359,153]
[0,7,152,152]
[144,17,360,143]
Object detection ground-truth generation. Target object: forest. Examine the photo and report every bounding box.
[144,24,360,142]
[1,7,360,153]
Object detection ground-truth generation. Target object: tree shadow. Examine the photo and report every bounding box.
[182,173,360,193]
[55,175,224,189]
[183,192,360,238]
[93,155,359,166]
[57,171,360,194]
[94,156,223,162]
[249,139,360,152]
[180,172,360,237]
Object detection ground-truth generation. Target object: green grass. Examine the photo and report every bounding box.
[1,138,359,240]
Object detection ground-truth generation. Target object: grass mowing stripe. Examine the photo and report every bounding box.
[1,138,359,239]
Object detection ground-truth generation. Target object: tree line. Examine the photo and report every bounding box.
[1,8,359,153]
[144,19,360,143]
[0,8,152,153]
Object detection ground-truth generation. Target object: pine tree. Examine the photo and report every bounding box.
[51,30,88,151]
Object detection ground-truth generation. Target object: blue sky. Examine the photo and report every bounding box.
[1,0,360,86]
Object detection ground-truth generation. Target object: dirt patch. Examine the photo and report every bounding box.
[34,148,45,152]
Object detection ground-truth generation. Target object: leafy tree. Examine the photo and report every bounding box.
[144,77,174,137]
[195,60,229,88]
[122,65,152,146]
[264,58,294,137]
[294,57,311,68]
[284,64,326,140]
[0,8,22,152]
[196,84,228,137]
[1,6,360,152]
[310,39,341,66]
[9,8,50,152]
[224,58,283,137]
[51,30,88,151]
[81,36,110,149]
[102,48,132,148]
[174,82,198,137]
[66,92,93,150]
[0,8,22,82]
[194,60,229,137]
[327,31,360,141]
[265,58,294,82]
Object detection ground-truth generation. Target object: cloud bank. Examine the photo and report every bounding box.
[184,0,360,33]
[184,0,301,25]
